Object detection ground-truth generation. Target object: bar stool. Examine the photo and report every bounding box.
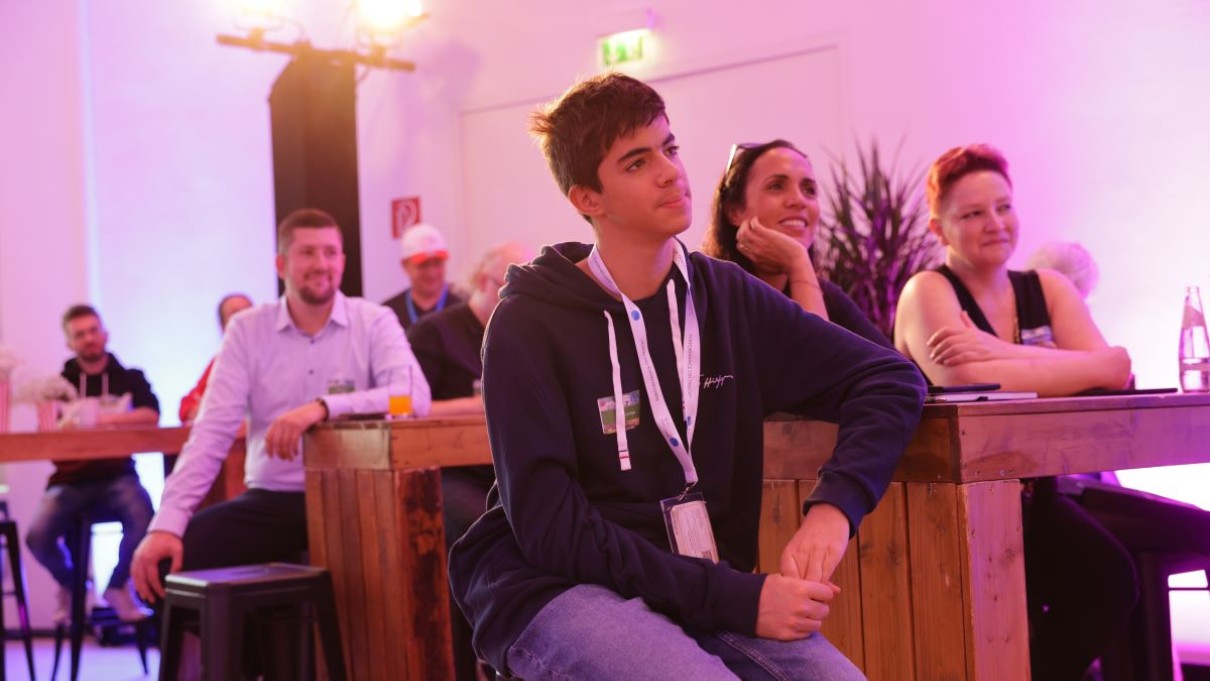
[159,562,347,681]
[1102,551,1210,681]
[1062,477,1210,681]
[50,511,152,681]
[0,500,36,680]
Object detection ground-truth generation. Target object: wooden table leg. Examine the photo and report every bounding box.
[957,480,1030,680]
[858,482,915,680]
[906,482,969,680]
[306,466,453,681]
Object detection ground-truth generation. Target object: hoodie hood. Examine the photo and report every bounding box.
[502,241,694,313]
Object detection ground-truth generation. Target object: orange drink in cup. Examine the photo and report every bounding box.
[389,366,415,419]
[388,393,413,418]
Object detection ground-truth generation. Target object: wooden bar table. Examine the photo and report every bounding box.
[0,425,191,463]
[303,417,491,681]
[305,394,1210,681]
[0,425,247,504]
[759,392,1210,681]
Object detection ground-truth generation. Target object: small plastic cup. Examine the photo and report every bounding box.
[389,367,414,419]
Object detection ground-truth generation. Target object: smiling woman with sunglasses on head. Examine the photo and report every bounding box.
[703,139,892,348]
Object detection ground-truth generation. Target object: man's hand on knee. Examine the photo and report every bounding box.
[132,530,183,602]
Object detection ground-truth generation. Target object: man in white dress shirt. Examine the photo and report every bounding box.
[131,207,430,600]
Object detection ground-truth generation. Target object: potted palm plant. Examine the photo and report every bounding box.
[816,141,938,339]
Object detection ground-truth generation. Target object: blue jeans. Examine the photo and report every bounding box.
[504,584,865,681]
[25,473,154,590]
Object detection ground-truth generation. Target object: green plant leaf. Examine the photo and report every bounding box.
[818,140,938,338]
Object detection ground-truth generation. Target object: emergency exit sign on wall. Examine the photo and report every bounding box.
[599,29,649,68]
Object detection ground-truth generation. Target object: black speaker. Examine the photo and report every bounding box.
[268,54,363,297]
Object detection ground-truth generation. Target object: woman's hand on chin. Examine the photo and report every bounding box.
[737,218,811,275]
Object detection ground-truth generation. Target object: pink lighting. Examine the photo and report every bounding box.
[2,0,1208,661]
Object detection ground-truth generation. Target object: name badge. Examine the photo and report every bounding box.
[597,390,641,434]
[660,492,718,563]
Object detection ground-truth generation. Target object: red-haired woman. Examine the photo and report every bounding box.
[895,144,1136,681]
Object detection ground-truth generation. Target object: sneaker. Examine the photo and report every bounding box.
[52,585,71,626]
[103,581,151,622]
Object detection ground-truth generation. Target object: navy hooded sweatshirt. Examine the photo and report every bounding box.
[448,241,926,671]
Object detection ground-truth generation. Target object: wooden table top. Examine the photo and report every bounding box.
[766,391,1210,482]
[306,393,1210,483]
[0,425,190,462]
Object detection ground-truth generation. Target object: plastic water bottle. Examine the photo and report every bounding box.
[1179,285,1210,392]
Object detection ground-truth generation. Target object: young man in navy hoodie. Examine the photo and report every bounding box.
[448,73,926,680]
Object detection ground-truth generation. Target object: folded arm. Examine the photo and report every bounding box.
[895,271,1131,396]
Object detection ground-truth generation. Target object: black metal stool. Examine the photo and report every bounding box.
[50,512,152,681]
[159,562,346,681]
[1062,476,1210,681]
[1102,551,1210,681]
[0,499,36,681]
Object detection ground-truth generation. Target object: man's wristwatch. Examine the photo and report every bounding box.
[314,397,330,421]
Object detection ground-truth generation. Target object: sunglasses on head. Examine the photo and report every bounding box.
[724,142,763,178]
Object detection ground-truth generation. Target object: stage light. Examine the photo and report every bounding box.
[218,0,423,71]
[235,0,286,35]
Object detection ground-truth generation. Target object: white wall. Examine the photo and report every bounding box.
[0,0,92,630]
[17,0,1204,394]
[407,0,1210,390]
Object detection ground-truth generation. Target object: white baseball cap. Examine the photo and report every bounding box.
[400,223,449,264]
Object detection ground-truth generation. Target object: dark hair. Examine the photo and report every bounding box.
[926,144,1011,218]
[217,293,252,328]
[61,304,100,331]
[277,208,341,254]
[702,139,808,272]
[530,73,667,222]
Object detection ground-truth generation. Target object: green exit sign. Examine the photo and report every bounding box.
[599,29,648,67]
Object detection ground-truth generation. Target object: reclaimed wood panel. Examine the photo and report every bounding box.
[763,415,959,483]
[958,481,1029,680]
[337,469,371,681]
[762,419,836,480]
[0,425,189,461]
[906,482,967,681]
[307,426,392,470]
[857,482,915,681]
[395,468,454,681]
[956,403,1210,482]
[757,480,802,573]
[809,475,865,674]
[388,418,492,469]
[355,470,390,681]
[374,471,408,680]
[305,471,340,681]
[314,471,355,680]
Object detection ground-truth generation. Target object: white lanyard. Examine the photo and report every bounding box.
[587,242,701,486]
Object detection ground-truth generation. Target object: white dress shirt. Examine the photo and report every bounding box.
[150,292,431,537]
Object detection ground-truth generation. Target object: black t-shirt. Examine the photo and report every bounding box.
[407,303,484,400]
[54,353,160,486]
[408,303,495,483]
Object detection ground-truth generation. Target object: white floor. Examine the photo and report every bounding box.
[3,635,158,681]
[1174,580,1210,667]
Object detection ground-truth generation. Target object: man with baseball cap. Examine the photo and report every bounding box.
[384,223,464,332]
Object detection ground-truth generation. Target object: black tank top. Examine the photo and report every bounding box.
[935,265,1055,347]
